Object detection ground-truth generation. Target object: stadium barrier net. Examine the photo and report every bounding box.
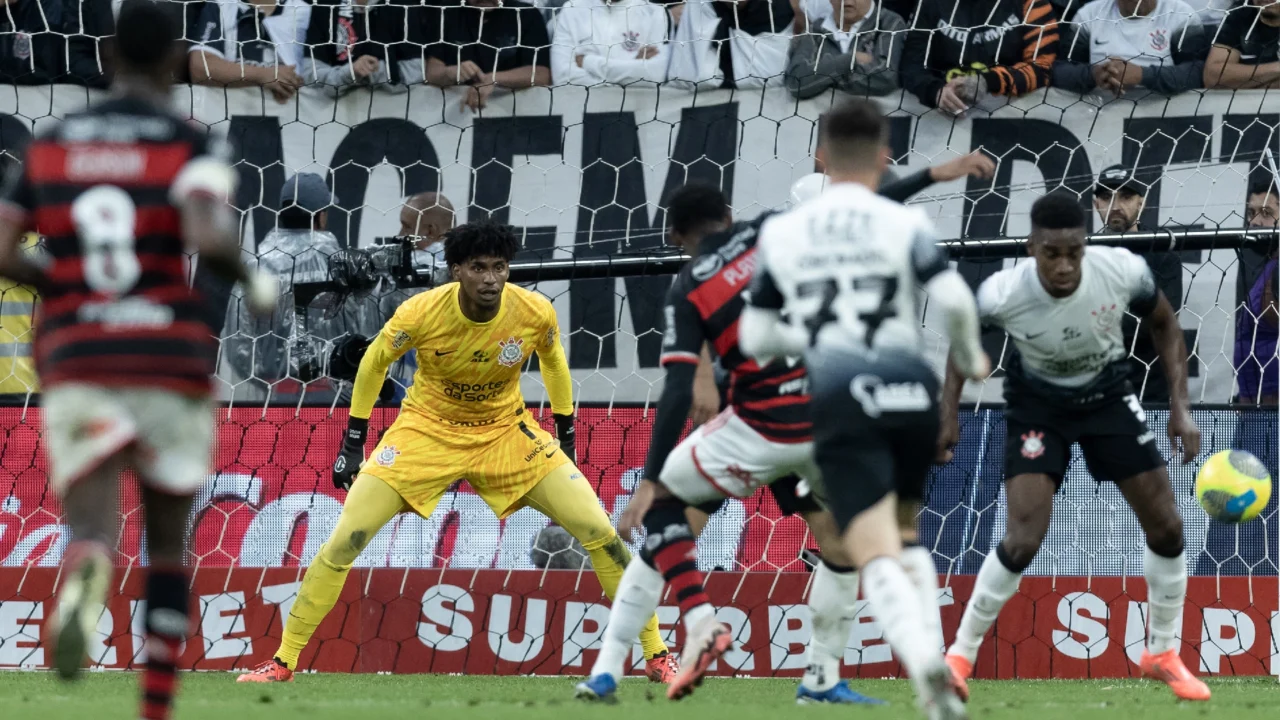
[0,0,1277,679]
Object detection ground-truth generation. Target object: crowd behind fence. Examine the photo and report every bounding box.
[0,0,1274,100]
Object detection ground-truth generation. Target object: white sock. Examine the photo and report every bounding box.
[948,550,1022,662]
[900,546,944,653]
[589,558,664,679]
[860,557,934,679]
[682,602,715,632]
[1144,546,1187,656]
[801,562,859,692]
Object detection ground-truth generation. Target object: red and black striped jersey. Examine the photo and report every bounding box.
[660,211,810,443]
[0,96,235,396]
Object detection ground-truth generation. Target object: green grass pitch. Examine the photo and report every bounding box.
[2,672,1278,719]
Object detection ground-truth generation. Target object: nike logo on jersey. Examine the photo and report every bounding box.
[545,450,557,459]
[1017,331,1048,341]
[435,350,455,356]
[1093,37,1106,45]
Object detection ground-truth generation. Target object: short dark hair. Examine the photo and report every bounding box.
[820,100,887,170]
[444,221,520,267]
[278,205,316,230]
[1248,177,1278,199]
[113,0,178,70]
[1030,191,1087,231]
[665,182,728,235]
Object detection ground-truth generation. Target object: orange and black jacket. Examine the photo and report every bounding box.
[901,0,1059,107]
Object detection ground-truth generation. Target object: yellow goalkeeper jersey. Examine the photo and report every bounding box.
[351,282,573,424]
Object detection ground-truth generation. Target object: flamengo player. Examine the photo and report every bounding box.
[939,193,1209,701]
[574,183,884,705]
[238,221,677,683]
[739,99,987,720]
[0,2,274,718]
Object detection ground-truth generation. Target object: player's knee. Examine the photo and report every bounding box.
[996,537,1039,573]
[318,528,371,567]
[1145,514,1185,558]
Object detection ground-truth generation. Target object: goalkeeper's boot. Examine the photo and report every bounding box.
[1140,649,1210,701]
[645,651,679,683]
[574,673,618,703]
[51,544,112,681]
[666,615,732,701]
[237,658,294,683]
[796,680,887,705]
[943,653,972,702]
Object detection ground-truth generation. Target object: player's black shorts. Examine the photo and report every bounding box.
[693,474,822,517]
[807,348,940,532]
[1004,393,1165,486]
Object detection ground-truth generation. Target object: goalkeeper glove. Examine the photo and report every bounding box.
[553,413,576,465]
[332,417,368,491]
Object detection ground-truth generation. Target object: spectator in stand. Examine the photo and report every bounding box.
[1235,179,1278,405]
[413,0,552,110]
[667,0,795,88]
[1092,164,1185,402]
[1053,0,1207,96]
[784,0,906,99]
[550,0,671,86]
[188,0,311,103]
[63,0,113,87]
[303,0,394,96]
[0,0,70,84]
[1205,0,1280,89]
[1186,0,1238,24]
[901,0,1060,115]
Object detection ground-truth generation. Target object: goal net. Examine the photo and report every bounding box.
[0,4,1277,681]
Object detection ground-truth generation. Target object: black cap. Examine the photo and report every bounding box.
[1095,164,1151,196]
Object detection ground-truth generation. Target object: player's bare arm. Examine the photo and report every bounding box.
[936,355,968,464]
[689,343,720,427]
[171,150,276,315]
[1145,290,1200,462]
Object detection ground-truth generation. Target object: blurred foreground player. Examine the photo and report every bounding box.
[939,193,1208,702]
[575,184,883,706]
[0,1,275,717]
[740,99,988,720]
[239,221,676,683]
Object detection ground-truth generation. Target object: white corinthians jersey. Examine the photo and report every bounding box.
[754,182,948,356]
[977,245,1159,406]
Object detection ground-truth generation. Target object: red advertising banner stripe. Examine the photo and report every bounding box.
[0,568,1273,679]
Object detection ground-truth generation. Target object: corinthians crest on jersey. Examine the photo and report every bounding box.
[497,337,525,367]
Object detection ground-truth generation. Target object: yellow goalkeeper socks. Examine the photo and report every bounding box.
[583,533,669,660]
[275,545,353,670]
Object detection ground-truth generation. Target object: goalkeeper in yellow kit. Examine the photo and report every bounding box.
[238,222,677,682]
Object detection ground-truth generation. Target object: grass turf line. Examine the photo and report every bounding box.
[1,672,1276,719]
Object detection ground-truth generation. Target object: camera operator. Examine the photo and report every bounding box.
[220,172,383,404]
[372,192,458,403]
[399,192,455,284]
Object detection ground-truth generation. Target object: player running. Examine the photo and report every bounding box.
[0,2,274,718]
[939,192,1208,702]
[740,99,988,720]
[238,221,677,683]
[574,183,884,705]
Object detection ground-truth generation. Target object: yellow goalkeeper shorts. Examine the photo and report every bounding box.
[360,408,571,519]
